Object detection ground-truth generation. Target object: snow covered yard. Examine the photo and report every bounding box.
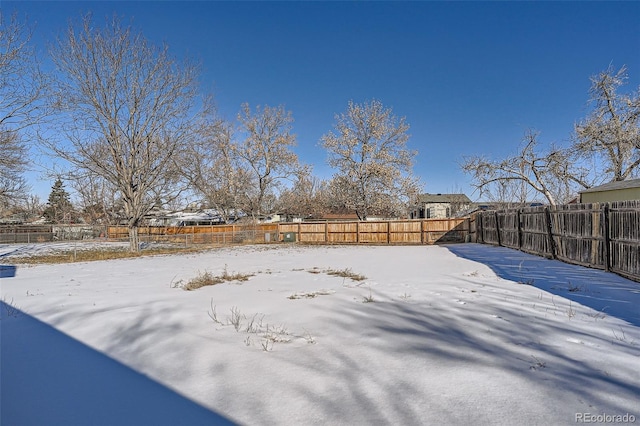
[1,243,639,425]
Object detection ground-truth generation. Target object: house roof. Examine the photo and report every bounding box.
[580,178,640,194]
[418,193,472,204]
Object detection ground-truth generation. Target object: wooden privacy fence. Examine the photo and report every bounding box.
[278,218,469,244]
[106,218,471,246]
[475,200,640,282]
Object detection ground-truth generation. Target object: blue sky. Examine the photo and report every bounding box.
[5,1,640,202]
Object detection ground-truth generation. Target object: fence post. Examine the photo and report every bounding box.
[494,211,501,246]
[544,207,556,259]
[516,209,522,250]
[324,222,329,243]
[603,203,611,271]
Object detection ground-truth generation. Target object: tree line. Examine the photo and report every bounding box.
[1,12,420,251]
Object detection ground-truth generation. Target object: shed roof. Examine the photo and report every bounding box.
[418,193,472,203]
[580,178,640,194]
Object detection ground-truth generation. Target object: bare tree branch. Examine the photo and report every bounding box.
[461,130,590,206]
[573,65,640,182]
[234,103,303,219]
[179,107,251,222]
[0,11,47,130]
[462,67,639,207]
[0,11,47,211]
[276,168,330,219]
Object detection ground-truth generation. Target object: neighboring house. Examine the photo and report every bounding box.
[579,178,640,203]
[410,193,472,219]
[0,216,23,225]
[257,213,284,223]
[147,209,237,226]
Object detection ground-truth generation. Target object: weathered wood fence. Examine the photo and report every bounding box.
[106,218,471,245]
[475,200,640,282]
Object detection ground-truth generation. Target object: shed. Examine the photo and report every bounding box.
[410,193,472,219]
[579,178,640,203]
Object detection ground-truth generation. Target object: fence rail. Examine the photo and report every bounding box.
[475,200,640,282]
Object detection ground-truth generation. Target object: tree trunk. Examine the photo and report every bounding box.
[128,225,140,253]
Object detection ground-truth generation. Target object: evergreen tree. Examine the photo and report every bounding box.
[43,178,74,223]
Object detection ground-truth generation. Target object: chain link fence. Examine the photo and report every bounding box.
[0,225,109,244]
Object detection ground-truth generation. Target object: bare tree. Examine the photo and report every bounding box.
[462,130,590,206]
[70,172,120,225]
[234,103,303,219]
[0,11,46,210]
[16,194,44,222]
[181,112,251,222]
[462,66,639,206]
[45,14,200,251]
[276,169,330,220]
[573,65,640,182]
[0,11,45,129]
[0,131,28,213]
[321,100,421,220]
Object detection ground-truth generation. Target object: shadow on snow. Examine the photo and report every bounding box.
[445,243,640,327]
[0,301,236,426]
[288,295,640,424]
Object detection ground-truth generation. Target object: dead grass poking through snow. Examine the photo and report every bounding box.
[183,266,254,291]
[287,289,335,300]
[307,267,367,281]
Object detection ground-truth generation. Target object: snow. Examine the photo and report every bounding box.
[0,241,132,259]
[1,243,639,425]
